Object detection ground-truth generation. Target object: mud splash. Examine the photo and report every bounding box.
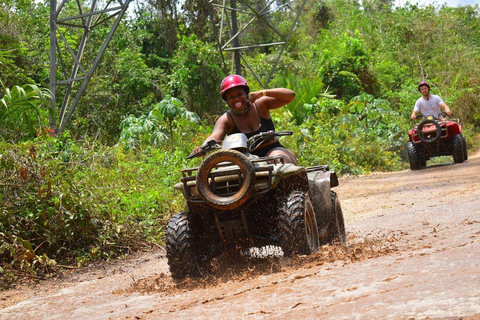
[124,232,401,296]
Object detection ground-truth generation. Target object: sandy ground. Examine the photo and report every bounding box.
[1,150,480,320]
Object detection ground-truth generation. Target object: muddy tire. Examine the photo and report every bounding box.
[276,191,319,256]
[452,134,465,164]
[407,142,422,170]
[417,119,442,143]
[325,191,346,245]
[166,212,206,280]
[462,136,468,160]
[196,150,256,210]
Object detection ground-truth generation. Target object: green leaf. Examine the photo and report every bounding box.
[16,237,33,251]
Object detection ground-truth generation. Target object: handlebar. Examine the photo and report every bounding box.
[186,139,220,159]
[188,130,293,159]
[413,112,452,121]
[249,130,292,141]
[247,130,292,150]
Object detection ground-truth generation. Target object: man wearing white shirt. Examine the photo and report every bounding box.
[410,80,453,120]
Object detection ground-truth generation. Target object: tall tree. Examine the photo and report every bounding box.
[183,0,218,43]
[145,0,181,55]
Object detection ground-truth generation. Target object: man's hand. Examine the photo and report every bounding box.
[410,110,420,121]
[441,103,453,117]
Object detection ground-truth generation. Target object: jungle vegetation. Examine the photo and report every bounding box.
[1,0,480,287]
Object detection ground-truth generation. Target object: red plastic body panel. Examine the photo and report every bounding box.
[408,121,462,143]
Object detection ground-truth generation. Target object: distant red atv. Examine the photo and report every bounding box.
[407,113,467,170]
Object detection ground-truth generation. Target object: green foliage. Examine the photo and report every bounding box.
[118,113,165,152]
[312,30,374,101]
[0,128,207,285]
[275,73,335,125]
[289,113,405,175]
[118,95,200,152]
[0,82,54,142]
[348,93,394,131]
[169,35,224,115]
[267,93,405,175]
[112,48,159,104]
[0,3,41,88]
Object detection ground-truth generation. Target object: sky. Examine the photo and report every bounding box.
[394,0,479,7]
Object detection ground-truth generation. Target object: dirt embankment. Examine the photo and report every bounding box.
[1,151,480,320]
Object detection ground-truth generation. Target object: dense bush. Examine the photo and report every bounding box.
[168,35,224,116]
[0,130,204,287]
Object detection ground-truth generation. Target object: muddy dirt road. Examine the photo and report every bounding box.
[1,151,480,320]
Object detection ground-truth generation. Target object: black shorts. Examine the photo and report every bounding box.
[251,142,284,157]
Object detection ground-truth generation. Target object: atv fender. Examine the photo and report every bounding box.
[308,171,335,230]
[271,163,306,188]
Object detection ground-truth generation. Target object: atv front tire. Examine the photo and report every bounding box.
[276,191,319,256]
[407,142,422,170]
[452,134,465,164]
[166,212,206,280]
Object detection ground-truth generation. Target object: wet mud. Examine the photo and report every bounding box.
[1,151,480,320]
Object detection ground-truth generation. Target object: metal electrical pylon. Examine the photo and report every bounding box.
[211,0,307,88]
[49,0,131,134]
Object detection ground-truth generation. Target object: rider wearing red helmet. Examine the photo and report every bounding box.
[219,75,251,115]
[410,80,452,120]
[192,74,297,164]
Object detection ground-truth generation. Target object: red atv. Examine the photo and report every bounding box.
[407,113,467,170]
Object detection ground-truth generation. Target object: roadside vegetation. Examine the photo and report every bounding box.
[1,0,480,288]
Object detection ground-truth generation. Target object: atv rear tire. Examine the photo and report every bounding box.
[276,191,319,256]
[462,136,468,160]
[166,212,207,280]
[452,134,465,164]
[407,142,422,170]
[417,119,442,143]
[324,191,346,244]
[196,150,256,210]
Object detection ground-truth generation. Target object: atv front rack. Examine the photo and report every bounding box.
[412,122,449,143]
[180,155,284,203]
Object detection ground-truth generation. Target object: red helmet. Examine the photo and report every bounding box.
[220,75,249,100]
[418,80,430,92]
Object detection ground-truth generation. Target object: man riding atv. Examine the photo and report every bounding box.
[406,81,467,170]
[410,80,453,120]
